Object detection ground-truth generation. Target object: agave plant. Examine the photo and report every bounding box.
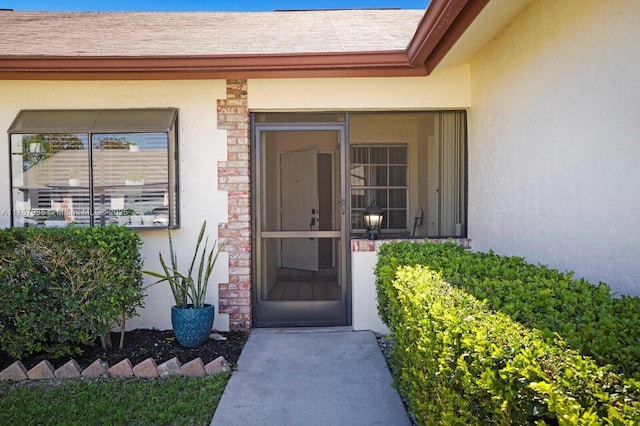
[144,221,224,308]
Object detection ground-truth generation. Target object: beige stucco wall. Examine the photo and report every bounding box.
[248,65,471,110]
[0,67,471,332]
[250,68,471,330]
[2,2,635,334]
[352,251,390,333]
[468,0,640,294]
[0,80,232,331]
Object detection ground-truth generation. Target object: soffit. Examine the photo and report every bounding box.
[435,0,533,70]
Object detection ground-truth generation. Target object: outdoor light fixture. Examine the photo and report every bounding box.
[363,201,383,240]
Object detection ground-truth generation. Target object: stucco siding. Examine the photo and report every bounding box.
[0,74,473,332]
[468,0,640,294]
[0,80,232,331]
[352,250,389,334]
[248,65,471,110]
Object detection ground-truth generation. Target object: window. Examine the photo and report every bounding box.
[251,111,466,239]
[350,144,408,231]
[349,112,466,238]
[8,109,179,228]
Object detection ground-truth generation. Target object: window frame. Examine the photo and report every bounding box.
[348,111,468,239]
[250,110,468,240]
[7,108,180,229]
[349,143,409,235]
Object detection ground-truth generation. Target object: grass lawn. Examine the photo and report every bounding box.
[0,375,229,425]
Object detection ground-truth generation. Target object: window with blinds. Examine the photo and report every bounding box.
[8,109,179,229]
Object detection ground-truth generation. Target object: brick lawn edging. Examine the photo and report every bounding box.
[0,355,229,381]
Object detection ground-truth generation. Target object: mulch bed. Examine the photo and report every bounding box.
[0,329,248,372]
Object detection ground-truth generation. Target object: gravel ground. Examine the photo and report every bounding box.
[376,332,418,426]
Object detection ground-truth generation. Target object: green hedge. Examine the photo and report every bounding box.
[379,264,640,424]
[0,225,145,359]
[375,241,640,378]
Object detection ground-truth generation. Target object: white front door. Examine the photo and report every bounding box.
[280,149,319,271]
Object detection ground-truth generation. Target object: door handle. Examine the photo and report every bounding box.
[309,208,317,235]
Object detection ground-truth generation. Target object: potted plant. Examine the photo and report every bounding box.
[67,167,83,186]
[44,210,68,228]
[110,208,136,225]
[144,221,224,347]
[123,170,146,186]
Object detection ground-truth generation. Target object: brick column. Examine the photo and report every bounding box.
[217,79,251,332]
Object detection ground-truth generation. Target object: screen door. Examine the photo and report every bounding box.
[254,125,348,327]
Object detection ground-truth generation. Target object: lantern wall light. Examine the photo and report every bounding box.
[363,201,383,240]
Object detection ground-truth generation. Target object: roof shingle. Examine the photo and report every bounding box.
[0,10,424,57]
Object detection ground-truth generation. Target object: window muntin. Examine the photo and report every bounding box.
[350,144,408,232]
[8,109,178,229]
[349,111,466,238]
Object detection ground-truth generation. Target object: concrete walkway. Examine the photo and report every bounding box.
[211,328,410,426]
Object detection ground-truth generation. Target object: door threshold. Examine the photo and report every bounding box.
[250,326,354,334]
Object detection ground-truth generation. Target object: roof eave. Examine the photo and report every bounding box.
[407,0,491,72]
[0,1,490,79]
[0,51,428,79]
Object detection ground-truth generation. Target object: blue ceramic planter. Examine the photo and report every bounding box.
[171,304,215,348]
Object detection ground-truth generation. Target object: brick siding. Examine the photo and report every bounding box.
[217,79,251,332]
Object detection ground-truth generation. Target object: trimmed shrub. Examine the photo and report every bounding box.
[381,265,640,424]
[0,225,144,359]
[375,241,640,378]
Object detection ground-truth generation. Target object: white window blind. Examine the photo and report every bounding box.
[8,109,179,229]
